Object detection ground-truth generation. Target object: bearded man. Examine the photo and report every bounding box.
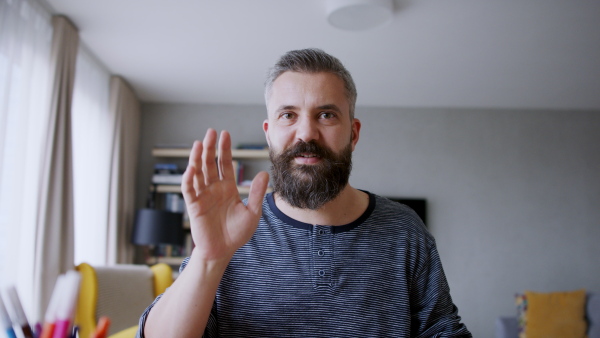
[139,48,471,338]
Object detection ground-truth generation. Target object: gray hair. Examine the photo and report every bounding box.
[264,48,357,119]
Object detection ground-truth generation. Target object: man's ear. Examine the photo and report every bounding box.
[263,119,271,147]
[351,118,361,151]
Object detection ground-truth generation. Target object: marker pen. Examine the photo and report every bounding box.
[52,271,81,338]
[70,325,79,338]
[35,322,43,337]
[0,294,17,338]
[90,317,110,338]
[40,275,66,338]
[5,286,34,338]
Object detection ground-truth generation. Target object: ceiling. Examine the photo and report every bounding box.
[42,0,600,110]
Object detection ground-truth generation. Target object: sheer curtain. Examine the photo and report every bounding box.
[106,76,141,265]
[72,61,141,267]
[1,0,140,320]
[0,0,53,316]
[33,14,79,321]
[71,45,112,266]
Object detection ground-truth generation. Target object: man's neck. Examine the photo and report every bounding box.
[273,186,369,226]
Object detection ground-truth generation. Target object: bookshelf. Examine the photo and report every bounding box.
[156,184,256,195]
[152,147,270,159]
[151,147,271,194]
[148,146,271,267]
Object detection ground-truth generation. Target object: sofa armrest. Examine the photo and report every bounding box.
[496,317,518,338]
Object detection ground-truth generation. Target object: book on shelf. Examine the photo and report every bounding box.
[152,174,183,185]
[154,163,180,173]
[153,163,184,185]
[232,160,245,186]
[164,193,184,212]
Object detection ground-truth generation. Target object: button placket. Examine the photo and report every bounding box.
[312,225,333,287]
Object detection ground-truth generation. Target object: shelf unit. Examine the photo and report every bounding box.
[152,147,270,194]
[155,184,257,195]
[149,146,271,268]
[152,148,270,159]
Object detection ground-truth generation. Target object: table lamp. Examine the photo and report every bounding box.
[131,208,184,262]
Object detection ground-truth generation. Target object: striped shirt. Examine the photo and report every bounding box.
[138,192,471,337]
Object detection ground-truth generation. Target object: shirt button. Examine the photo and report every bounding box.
[318,270,325,277]
[318,230,325,235]
[317,250,325,257]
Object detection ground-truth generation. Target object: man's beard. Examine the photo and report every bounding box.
[270,140,353,210]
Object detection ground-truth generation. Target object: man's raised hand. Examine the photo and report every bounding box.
[181,129,269,263]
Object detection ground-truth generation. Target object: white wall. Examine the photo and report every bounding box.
[138,103,600,337]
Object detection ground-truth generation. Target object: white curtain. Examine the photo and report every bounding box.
[73,72,141,267]
[106,76,141,265]
[33,15,79,321]
[0,0,140,321]
[0,0,53,318]
[72,45,112,266]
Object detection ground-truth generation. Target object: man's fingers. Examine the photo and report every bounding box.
[246,171,269,216]
[218,130,235,181]
[202,129,219,185]
[189,140,203,168]
[182,164,198,205]
[187,140,206,193]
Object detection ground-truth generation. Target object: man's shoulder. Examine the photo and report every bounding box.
[367,192,429,235]
[370,193,421,219]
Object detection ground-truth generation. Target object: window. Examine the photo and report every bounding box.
[0,0,53,304]
[71,46,112,265]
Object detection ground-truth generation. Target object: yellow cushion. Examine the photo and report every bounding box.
[108,325,138,338]
[150,263,173,296]
[524,289,587,338]
[75,263,98,338]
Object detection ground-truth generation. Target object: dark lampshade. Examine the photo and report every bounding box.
[131,209,184,246]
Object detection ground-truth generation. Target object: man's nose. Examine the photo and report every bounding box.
[296,117,319,143]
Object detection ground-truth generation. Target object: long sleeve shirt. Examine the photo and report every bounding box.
[137,192,471,337]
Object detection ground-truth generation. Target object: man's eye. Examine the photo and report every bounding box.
[320,112,335,119]
[281,112,294,119]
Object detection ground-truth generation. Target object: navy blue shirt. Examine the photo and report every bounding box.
[138,192,471,337]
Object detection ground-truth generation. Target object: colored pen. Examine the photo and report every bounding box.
[70,325,78,338]
[52,271,81,338]
[40,275,66,338]
[0,293,17,338]
[90,317,110,338]
[5,286,34,338]
[35,322,43,337]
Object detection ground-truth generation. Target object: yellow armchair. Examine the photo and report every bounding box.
[74,263,173,338]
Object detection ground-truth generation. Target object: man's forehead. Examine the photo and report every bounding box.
[267,72,348,109]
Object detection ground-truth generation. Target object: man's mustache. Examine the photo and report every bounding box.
[281,140,332,162]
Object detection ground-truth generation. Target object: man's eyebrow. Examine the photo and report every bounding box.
[274,104,342,112]
[276,105,297,111]
[317,104,341,112]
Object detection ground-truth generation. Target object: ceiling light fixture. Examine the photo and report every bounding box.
[326,0,394,31]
